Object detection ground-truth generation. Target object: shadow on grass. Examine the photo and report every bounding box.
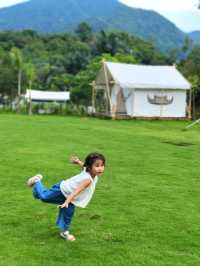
[162,140,194,147]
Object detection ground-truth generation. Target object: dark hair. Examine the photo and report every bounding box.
[84,152,106,172]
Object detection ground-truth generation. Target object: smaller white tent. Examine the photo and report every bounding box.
[25,90,70,102]
[93,61,191,118]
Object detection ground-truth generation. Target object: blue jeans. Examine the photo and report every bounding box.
[33,181,75,231]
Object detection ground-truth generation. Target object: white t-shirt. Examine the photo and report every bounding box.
[60,169,98,208]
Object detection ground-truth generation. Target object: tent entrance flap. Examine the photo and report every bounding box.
[116,88,126,114]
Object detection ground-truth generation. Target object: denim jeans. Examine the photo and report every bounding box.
[33,181,75,231]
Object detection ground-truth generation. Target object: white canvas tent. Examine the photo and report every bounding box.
[25,90,70,102]
[25,90,70,115]
[93,61,191,118]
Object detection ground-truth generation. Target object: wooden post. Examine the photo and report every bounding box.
[188,88,192,119]
[92,81,96,114]
[185,118,200,129]
[132,89,135,117]
[160,89,164,118]
[193,90,196,119]
[28,87,32,115]
[16,70,22,113]
[104,90,108,115]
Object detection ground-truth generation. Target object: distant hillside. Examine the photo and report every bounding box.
[189,31,200,45]
[0,0,187,52]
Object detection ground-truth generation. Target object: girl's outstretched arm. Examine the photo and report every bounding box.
[58,179,91,208]
[69,156,84,168]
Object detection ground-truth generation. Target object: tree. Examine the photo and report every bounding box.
[180,45,200,118]
[188,75,200,119]
[182,36,192,54]
[95,31,168,65]
[0,47,4,64]
[23,63,37,115]
[47,73,74,92]
[0,64,17,98]
[64,41,91,74]
[10,47,24,111]
[76,23,93,42]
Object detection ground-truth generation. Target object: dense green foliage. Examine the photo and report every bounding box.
[0,24,199,115]
[189,31,200,45]
[180,45,200,117]
[0,0,187,52]
[1,114,200,265]
[0,28,170,106]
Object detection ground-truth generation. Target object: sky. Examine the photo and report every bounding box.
[0,0,199,32]
[120,0,200,32]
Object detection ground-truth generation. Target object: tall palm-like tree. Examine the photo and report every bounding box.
[188,75,200,119]
[10,47,23,111]
[24,63,37,115]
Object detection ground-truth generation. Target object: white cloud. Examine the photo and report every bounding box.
[0,0,28,8]
[120,0,198,12]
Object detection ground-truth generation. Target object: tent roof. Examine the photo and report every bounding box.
[25,90,70,102]
[96,62,191,90]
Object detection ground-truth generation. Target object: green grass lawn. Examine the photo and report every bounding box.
[0,114,200,266]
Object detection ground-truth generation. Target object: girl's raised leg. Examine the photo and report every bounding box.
[33,181,65,204]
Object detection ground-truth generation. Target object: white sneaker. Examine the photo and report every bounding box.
[60,231,76,241]
[27,174,43,187]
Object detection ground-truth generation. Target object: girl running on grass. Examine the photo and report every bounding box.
[27,152,105,241]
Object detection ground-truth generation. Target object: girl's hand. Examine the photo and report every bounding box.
[58,201,68,209]
[69,156,81,165]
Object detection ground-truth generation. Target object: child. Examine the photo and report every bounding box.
[27,152,105,241]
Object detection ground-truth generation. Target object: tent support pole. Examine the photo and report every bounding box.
[188,88,192,119]
[112,84,117,119]
[92,81,96,114]
[104,90,108,115]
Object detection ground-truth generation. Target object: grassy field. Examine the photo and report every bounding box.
[0,114,200,266]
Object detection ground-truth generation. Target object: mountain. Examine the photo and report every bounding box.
[0,0,186,52]
[189,31,200,45]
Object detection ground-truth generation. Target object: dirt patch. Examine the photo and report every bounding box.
[90,214,101,220]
